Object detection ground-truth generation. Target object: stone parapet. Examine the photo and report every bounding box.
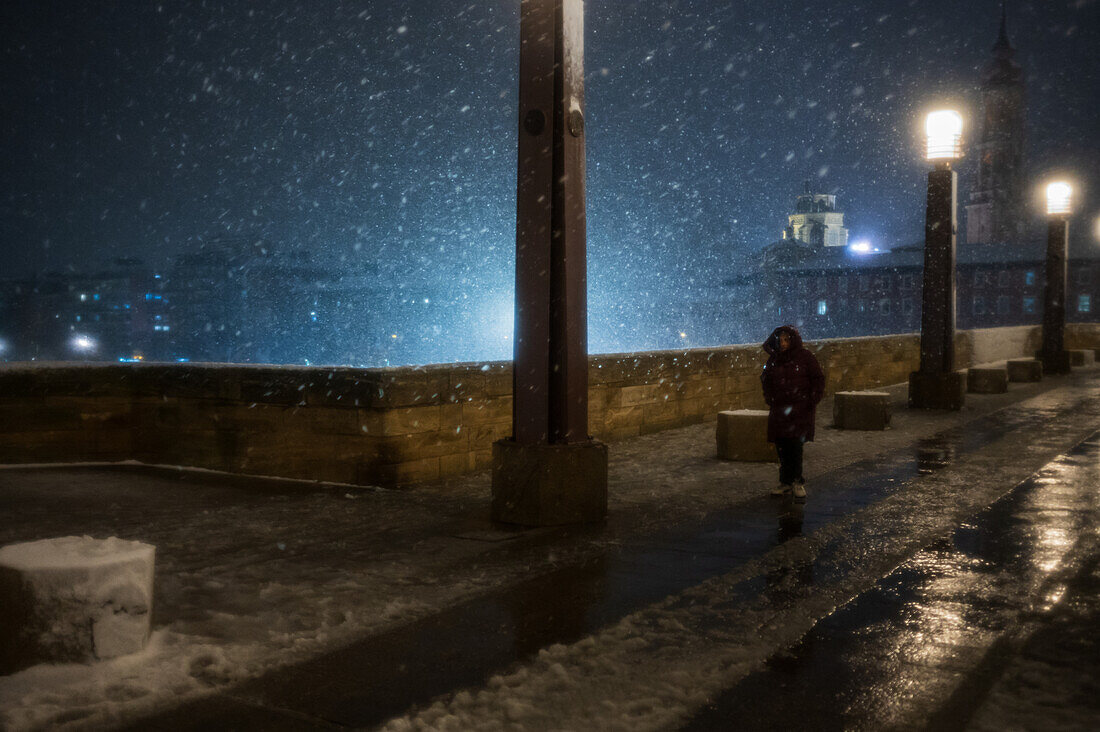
[0,324,1096,487]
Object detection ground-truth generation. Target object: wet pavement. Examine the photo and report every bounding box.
[128,376,1100,730]
[2,367,1099,730]
[684,433,1100,731]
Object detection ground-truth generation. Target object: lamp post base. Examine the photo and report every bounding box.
[1039,350,1072,376]
[491,439,608,526]
[908,370,966,411]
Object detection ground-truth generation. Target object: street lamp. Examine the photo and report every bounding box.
[909,109,965,410]
[1040,180,1072,374]
[925,110,963,162]
[71,335,97,361]
[1045,182,1072,216]
[491,0,607,526]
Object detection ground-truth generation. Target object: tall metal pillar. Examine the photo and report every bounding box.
[491,0,607,526]
[920,166,957,375]
[1040,216,1071,374]
[909,162,966,409]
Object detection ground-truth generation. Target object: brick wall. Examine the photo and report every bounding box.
[1,324,1096,487]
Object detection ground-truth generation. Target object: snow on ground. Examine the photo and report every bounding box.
[382,428,1100,731]
[0,370,1097,730]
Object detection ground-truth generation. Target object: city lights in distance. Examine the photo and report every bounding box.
[1045,181,1072,216]
[71,335,96,351]
[925,110,963,161]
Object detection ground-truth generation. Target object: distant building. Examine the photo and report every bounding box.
[733,241,1098,341]
[706,3,1100,346]
[966,6,1027,247]
[0,259,167,361]
[782,181,849,249]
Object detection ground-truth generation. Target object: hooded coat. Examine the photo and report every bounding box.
[760,325,825,442]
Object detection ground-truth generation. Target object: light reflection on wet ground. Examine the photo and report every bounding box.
[683,433,1099,730]
[123,401,1100,729]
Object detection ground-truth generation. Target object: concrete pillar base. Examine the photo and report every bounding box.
[491,439,608,526]
[832,392,891,430]
[908,370,966,410]
[1068,349,1095,367]
[716,410,776,461]
[1008,359,1043,382]
[1039,351,1071,376]
[967,367,1008,394]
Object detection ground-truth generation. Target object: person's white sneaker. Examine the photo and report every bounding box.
[771,483,792,496]
[792,482,807,501]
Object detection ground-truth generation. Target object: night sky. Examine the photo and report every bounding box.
[2,0,1098,357]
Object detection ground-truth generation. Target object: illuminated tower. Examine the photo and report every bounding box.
[965,4,1027,246]
[782,181,848,248]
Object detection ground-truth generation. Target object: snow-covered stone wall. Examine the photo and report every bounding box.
[0,325,1096,487]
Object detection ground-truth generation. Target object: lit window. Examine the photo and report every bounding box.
[80,293,87,302]
[1080,295,1092,313]
[1023,297,1036,314]
[817,300,827,316]
[1025,270,1036,286]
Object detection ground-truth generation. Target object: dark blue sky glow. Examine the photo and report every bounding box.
[2,0,1098,362]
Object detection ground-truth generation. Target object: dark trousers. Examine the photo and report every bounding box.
[775,437,804,486]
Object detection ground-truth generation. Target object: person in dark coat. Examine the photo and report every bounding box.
[760,325,825,500]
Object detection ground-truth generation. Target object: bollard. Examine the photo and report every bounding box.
[0,536,155,674]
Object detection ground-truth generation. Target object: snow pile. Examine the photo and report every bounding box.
[0,536,155,674]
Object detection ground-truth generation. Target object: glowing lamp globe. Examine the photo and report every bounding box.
[1045,182,1072,216]
[925,110,963,161]
[72,335,95,351]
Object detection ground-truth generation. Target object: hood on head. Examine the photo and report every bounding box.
[763,324,804,355]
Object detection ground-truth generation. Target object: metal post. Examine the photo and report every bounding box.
[1040,217,1070,374]
[919,166,957,375]
[909,163,965,409]
[492,0,607,526]
[512,0,555,446]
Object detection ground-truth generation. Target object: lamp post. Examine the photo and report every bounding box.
[71,335,96,362]
[909,110,966,410]
[491,0,607,526]
[1040,181,1072,374]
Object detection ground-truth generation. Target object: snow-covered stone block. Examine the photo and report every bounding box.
[0,536,155,674]
[716,410,776,462]
[1006,359,1042,382]
[967,367,1008,394]
[832,391,891,430]
[1068,349,1095,367]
